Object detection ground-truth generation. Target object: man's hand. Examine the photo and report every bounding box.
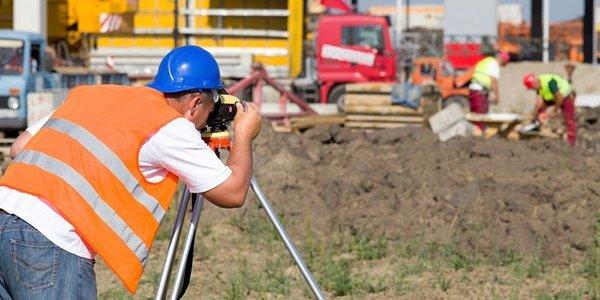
[202,102,261,208]
[233,102,261,141]
[491,94,500,105]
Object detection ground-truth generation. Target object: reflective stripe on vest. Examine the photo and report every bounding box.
[13,149,149,263]
[538,74,573,102]
[44,118,165,222]
[471,57,496,90]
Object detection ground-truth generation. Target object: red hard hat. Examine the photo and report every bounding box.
[523,73,536,89]
[498,51,510,64]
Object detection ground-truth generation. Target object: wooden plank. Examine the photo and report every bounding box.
[344,94,392,106]
[344,82,394,93]
[346,114,424,123]
[344,105,422,116]
[270,121,293,133]
[499,119,521,138]
[346,121,412,129]
[290,114,346,131]
[465,113,524,124]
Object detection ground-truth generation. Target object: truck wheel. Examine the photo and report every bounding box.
[443,96,470,113]
[328,85,346,112]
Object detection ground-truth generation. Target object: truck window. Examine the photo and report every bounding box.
[30,43,41,73]
[441,61,456,77]
[341,25,384,51]
[0,39,24,74]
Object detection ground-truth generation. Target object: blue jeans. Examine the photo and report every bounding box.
[0,210,97,299]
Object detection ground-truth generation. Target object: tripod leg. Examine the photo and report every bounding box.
[250,176,325,300]
[156,188,191,300]
[170,194,205,300]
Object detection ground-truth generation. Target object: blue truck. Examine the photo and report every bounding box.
[0,30,128,135]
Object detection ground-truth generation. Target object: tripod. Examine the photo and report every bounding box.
[155,133,324,300]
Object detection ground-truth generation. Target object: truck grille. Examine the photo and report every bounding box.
[0,96,12,109]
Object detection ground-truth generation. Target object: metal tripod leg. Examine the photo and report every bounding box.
[156,188,190,300]
[170,193,205,300]
[250,176,325,300]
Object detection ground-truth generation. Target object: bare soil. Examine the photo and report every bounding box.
[95,112,600,299]
[252,121,599,264]
[90,60,600,299]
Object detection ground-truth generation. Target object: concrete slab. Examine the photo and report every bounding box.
[576,94,600,108]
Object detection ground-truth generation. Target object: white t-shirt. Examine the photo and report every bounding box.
[0,116,232,259]
[469,59,501,91]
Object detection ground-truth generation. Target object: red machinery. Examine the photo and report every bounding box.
[293,0,398,105]
[444,42,486,70]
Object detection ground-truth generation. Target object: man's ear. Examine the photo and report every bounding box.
[188,95,202,113]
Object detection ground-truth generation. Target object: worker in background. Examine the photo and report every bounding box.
[468,51,510,131]
[0,45,262,298]
[523,73,577,146]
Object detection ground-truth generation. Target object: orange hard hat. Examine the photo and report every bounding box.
[523,73,536,89]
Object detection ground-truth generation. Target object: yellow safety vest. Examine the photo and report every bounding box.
[471,56,497,90]
[538,74,573,103]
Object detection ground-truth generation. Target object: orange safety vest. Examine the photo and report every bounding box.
[0,85,182,293]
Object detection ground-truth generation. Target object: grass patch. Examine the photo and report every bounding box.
[526,256,547,278]
[346,233,389,260]
[432,274,452,292]
[99,286,130,299]
[416,241,477,271]
[228,212,279,245]
[583,211,600,298]
[535,290,585,300]
[320,259,355,296]
[491,249,522,267]
[224,257,292,299]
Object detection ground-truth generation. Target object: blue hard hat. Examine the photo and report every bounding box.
[147,45,224,93]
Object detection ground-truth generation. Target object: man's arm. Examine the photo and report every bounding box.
[491,77,499,104]
[552,91,564,108]
[203,102,261,208]
[533,95,545,120]
[9,113,52,158]
[9,131,32,158]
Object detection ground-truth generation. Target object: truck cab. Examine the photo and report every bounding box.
[0,30,56,133]
[295,14,397,105]
[0,30,129,135]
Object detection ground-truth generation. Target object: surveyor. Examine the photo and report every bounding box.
[0,45,262,298]
[468,51,510,130]
[523,73,577,146]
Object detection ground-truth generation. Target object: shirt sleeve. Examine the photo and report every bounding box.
[488,61,500,79]
[25,113,52,135]
[148,118,232,193]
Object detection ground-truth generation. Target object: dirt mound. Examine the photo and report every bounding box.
[250,120,600,264]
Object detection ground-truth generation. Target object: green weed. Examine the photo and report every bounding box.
[228,212,278,245]
[525,256,547,278]
[535,290,585,300]
[492,248,521,267]
[583,212,600,298]
[347,234,389,260]
[320,259,354,296]
[224,256,292,299]
[99,286,131,299]
[432,274,452,292]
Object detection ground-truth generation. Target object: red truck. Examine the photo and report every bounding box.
[293,13,397,106]
[292,6,472,111]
